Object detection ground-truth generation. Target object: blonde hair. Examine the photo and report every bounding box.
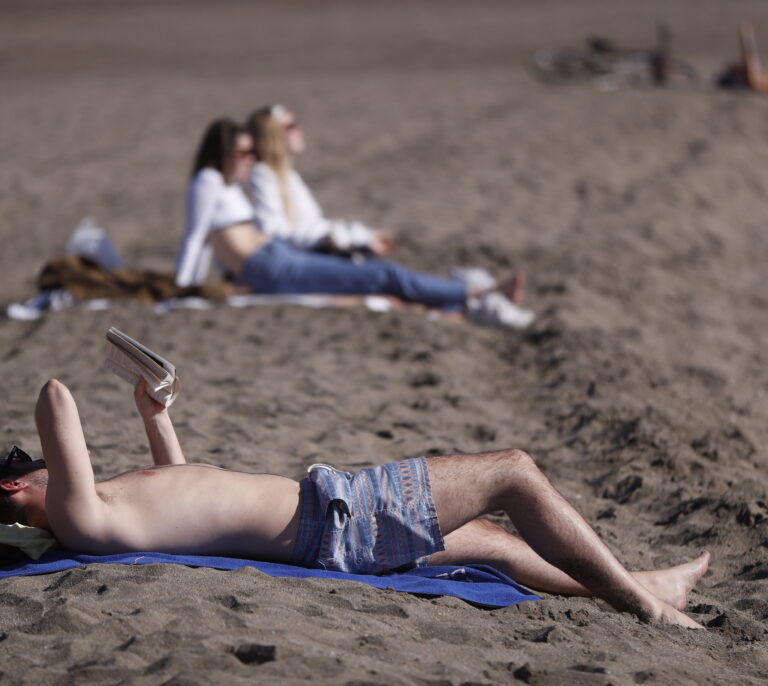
[245,105,293,221]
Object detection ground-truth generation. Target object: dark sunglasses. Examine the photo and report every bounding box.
[0,446,33,480]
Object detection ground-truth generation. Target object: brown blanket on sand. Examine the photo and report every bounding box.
[38,256,234,303]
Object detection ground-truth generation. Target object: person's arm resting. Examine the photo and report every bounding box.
[134,380,186,465]
[175,170,220,287]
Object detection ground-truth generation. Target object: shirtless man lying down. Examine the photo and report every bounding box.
[0,379,709,628]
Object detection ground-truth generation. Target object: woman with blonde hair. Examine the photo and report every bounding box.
[244,105,393,257]
[175,118,534,329]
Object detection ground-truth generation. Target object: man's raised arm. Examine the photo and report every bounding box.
[134,380,186,466]
[35,379,100,528]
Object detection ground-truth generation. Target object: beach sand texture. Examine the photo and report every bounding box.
[2,0,768,683]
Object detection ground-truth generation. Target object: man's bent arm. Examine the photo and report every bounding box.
[134,380,186,465]
[35,380,101,531]
[142,412,186,466]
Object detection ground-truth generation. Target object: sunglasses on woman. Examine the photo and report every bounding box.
[0,446,33,480]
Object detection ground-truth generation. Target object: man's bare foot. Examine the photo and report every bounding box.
[632,552,710,610]
[624,589,704,629]
[606,582,705,629]
[496,272,525,304]
[654,602,706,629]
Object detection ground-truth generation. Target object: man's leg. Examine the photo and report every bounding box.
[428,518,710,610]
[425,450,703,627]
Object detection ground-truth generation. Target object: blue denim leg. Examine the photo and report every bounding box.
[238,239,466,309]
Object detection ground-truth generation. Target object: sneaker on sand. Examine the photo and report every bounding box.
[467,291,535,330]
[450,266,497,292]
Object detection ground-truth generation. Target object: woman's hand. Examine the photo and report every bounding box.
[134,378,167,422]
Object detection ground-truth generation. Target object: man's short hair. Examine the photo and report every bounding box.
[0,491,26,525]
[0,446,33,525]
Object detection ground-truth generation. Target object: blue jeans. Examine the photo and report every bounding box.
[237,239,466,310]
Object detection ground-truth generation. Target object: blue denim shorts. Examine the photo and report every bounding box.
[289,457,445,574]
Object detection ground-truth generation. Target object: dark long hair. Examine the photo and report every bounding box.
[191,118,245,183]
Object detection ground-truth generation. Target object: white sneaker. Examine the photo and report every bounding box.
[5,290,74,321]
[450,266,497,292]
[467,292,535,330]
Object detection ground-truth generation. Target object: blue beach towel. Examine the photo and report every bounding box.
[0,551,539,608]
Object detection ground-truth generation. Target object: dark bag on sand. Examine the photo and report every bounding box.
[37,256,234,303]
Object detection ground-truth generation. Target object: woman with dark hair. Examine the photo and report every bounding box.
[175,119,258,287]
[244,105,392,257]
[174,119,534,329]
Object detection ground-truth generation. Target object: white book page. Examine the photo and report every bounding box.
[104,332,180,407]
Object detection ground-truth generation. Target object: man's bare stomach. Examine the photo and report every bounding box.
[75,464,302,561]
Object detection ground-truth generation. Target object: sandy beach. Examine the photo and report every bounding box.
[2,0,768,683]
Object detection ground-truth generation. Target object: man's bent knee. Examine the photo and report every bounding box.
[498,448,538,474]
[488,449,547,505]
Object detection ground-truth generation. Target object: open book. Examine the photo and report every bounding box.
[104,327,180,407]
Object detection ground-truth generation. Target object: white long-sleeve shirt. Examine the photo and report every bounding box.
[175,168,254,287]
[246,162,374,251]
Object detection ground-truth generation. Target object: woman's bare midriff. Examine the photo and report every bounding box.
[209,223,270,276]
